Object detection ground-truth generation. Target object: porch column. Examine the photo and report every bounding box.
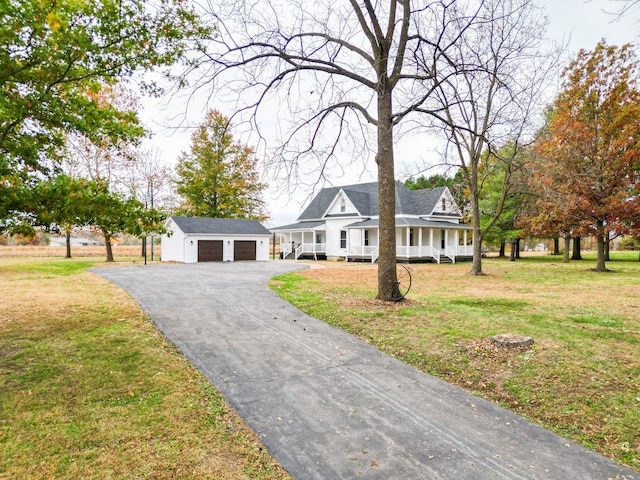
[445,230,449,251]
[406,227,410,258]
[418,228,423,257]
[361,229,365,256]
[346,228,350,260]
[455,230,459,255]
[429,229,434,254]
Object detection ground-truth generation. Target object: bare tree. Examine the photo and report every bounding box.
[64,84,143,193]
[414,0,560,275]
[605,0,640,18]
[195,0,490,300]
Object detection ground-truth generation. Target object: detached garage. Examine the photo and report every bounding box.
[161,216,271,263]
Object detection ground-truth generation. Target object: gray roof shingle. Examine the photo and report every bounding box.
[296,181,453,220]
[170,216,271,235]
[270,220,325,231]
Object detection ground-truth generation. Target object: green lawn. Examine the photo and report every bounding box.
[0,257,290,480]
[270,253,640,471]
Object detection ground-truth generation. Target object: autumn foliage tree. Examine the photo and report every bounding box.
[175,110,267,220]
[529,41,640,271]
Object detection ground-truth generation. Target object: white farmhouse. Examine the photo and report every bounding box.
[271,181,473,263]
[161,216,271,263]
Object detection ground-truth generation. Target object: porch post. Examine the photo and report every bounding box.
[418,228,423,258]
[361,229,365,256]
[346,228,350,260]
[406,227,410,258]
[454,230,459,255]
[430,229,434,254]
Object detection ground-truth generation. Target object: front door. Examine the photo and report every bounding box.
[441,230,446,250]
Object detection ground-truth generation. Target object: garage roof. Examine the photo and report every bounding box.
[171,216,271,235]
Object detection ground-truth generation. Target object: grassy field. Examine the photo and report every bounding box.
[0,245,154,259]
[270,252,640,471]
[0,257,290,480]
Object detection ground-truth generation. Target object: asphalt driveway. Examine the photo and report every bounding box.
[94,262,637,479]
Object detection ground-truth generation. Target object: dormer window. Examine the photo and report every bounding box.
[441,198,446,211]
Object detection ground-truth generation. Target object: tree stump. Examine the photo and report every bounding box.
[490,333,534,348]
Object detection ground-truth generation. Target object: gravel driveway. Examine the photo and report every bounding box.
[94,261,637,480]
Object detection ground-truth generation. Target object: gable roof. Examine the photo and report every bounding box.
[297,181,454,220]
[170,216,271,236]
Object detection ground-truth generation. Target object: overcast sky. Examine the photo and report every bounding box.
[139,0,639,226]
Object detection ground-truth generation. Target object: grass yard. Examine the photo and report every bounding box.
[0,257,290,480]
[270,253,640,471]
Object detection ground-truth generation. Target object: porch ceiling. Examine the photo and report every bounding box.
[344,218,473,230]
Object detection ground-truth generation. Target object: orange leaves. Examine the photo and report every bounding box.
[528,41,640,241]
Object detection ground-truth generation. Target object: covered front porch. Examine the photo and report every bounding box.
[272,221,326,260]
[346,219,473,264]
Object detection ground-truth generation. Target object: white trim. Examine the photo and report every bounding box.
[322,189,362,217]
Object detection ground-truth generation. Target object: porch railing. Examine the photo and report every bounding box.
[344,245,474,263]
[445,247,456,263]
[281,243,292,258]
[348,245,378,256]
[294,242,326,260]
[425,246,440,264]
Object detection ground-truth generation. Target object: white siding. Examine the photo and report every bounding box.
[325,217,358,257]
[176,234,271,263]
[160,219,186,262]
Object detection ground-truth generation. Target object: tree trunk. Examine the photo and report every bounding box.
[553,237,560,255]
[141,237,146,257]
[563,234,570,263]
[571,236,582,260]
[509,240,516,261]
[595,232,607,271]
[375,82,398,301]
[470,181,484,275]
[65,230,72,259]
[515,238,521,259]
[498,240,506,257]
[604,237,610,261]
[104,234,114,262]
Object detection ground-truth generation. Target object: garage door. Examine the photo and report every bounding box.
[198,240,223,262]
[234,240,256,261]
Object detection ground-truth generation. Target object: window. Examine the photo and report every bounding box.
[364,230,369,246]
[441,198,446,211]
[340,201,346,213]
[340,230,347,249]
[316,233,323,244]
[409,228,415,246]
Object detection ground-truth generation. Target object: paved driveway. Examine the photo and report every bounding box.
[94,262,637,480]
